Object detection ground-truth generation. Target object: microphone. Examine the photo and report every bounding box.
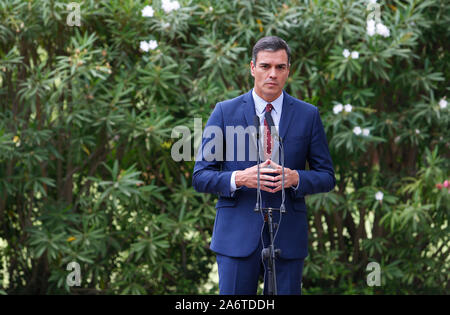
[253,115,260,139]
[264,111,282,143]
[263,111,286,213]
[254,115,261,212]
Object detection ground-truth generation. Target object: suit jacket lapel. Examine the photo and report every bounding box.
[242,90,294,163]
[279,91,294,140]
[242,90,256,130]
[242,90,259,162]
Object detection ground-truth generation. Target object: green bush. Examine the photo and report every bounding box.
[0,0,448,294]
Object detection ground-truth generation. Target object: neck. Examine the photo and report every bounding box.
[253,88,282,103]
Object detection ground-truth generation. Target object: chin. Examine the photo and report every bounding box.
[263,88,280,95]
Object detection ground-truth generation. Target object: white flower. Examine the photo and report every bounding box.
[172,0,181,10]
[367,18,390,37]
[162,0,180,13]
[343,49,350,58]
[351,51,359,59]
[362,128,370,136]
[141,5,154,17]
[439,98,447,109]
[369,0,377,4]
[13,135,21,147]
[344,104,352,112]
[140,40,158,52]
[140,41,150,52]
[367,19,376,36]
[148,40,158,50]
[209,6,213,11]
[376,23,390,37]
[353,126,362,135]
[415,129,420,135]
[375,191,384,201]
[333,104,343,114]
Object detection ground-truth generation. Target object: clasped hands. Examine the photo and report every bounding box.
[235,159,299,193]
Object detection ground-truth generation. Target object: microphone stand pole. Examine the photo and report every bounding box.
[254,117,285,295]
[254,116,261,214]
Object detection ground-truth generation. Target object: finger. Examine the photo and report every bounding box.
[268,159,281,168]
[272,180,291,191]
[266,161,282,172]
[260,185,275,193]
[259,167,280,174]
[254,178,276,188]
[254,174,278,185]
[263,180,278,187]
[260,175,276,181]
[253,160,268,170]
[272,186,282,193]
[273,175,290,181]
[273,180,287,190]
[263,169,282,176]
[272,175,282,181]
[260,159,271,168]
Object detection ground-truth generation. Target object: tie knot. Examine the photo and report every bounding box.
[266,103,273,113]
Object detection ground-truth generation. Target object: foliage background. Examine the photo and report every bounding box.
[0,0,448,294]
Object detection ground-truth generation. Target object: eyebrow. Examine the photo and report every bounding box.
[258,63,288,67]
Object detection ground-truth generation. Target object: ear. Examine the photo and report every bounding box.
[250,60,255,77]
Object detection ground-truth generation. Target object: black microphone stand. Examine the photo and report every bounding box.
[254,115,286,296]
[254,116,261,213]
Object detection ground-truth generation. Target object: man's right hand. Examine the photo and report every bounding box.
[235,160,280,193]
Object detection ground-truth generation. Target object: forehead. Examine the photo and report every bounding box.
[255,49,288,64]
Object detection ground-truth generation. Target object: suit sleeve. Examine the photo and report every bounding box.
[192,103,234,198]
[291,108,335,198]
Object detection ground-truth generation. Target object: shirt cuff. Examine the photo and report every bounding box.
[292,172,300,190]
[230,170,237,192]
[230,170,242,196]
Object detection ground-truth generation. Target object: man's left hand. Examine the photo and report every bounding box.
[266,160,299,193]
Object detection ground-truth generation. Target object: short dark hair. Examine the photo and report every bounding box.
[252,36,291,66]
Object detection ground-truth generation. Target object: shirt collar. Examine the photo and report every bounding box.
[252,89,283,115]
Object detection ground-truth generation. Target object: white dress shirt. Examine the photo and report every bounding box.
[230,89,299,193]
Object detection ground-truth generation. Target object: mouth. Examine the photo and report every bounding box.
[265,82,278,86]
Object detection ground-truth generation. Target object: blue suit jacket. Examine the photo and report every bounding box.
[192,90,335,259]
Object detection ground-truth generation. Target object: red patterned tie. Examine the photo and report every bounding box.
[263,103,274,160]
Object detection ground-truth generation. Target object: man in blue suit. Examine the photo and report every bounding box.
[192,36,335,295]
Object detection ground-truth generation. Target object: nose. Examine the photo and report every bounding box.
[269,67,277,79]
